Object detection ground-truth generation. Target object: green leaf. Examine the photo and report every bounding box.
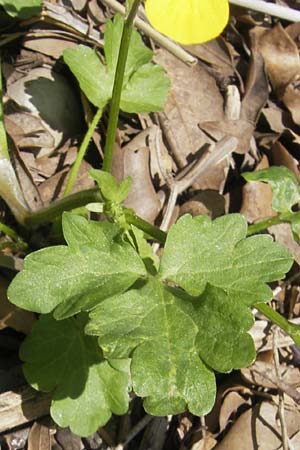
[194,285,256,373]
[63,15,170,113]
[159,214,293,301]
[63,45,112,111]
[8,213,146,316]
[243,166,300,213]
[120,64,170,113]
[0,0,42,18]
[21,314,130,437]
[90,169,132,203]
[87,278,216,416]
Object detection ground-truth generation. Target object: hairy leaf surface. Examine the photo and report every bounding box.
[21,314,130,437]
[8,213,146,316]
[160,214,292,300]
[63,14,169,113]
[87,278,216,416]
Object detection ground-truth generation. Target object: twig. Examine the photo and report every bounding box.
[230,0,300,22]
[161,136,238,232]
[114,415,153,450]
[273,330,289,450]
[100,0,197,65]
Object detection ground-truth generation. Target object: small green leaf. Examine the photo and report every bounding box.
[159,214,293,300]
[63,45,111,110]
[90,169,132,203]
[243,166,300,213]
[21,314,130,437]
[87,278,216,416]
[121,64,170,113]
[0,0,42,18]
[63,14,169,113]
[8,213,146,315]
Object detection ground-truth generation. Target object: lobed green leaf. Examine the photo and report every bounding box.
[8,213,146,316]
[87,278,216,416]
[21,314,130,437]
[63,15,170,113]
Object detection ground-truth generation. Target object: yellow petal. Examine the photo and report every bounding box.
[145,0,229,45]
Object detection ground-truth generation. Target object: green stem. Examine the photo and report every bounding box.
[124,209,167,244]
[0,222,28,250]
[64,107,103,196]
[255,302,300,348]
[247,215,282,235]
[0,54,9,160]
[102,0,141,173]
[24,188,102,227]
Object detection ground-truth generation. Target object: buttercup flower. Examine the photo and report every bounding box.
[145,0,229,45]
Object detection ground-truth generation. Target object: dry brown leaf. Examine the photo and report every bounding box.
[214,401,300,450]
[184,37,238,82]
[27,422,51,450]
[180,191,225,219]
[55,428,83,450]
[219,392,250,433]
[154,48,224,167]
[7,66,83,155]
[240,155,275,222]
[268,223,300,263]
[0,275,35,334]
[271,141,300,181]
[23,37,77,60]
[112,131,162,223]
[241,360,300,395]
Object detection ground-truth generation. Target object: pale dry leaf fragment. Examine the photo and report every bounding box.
[27,422,51,450]
[190,433,217,450]
[271,141,300,181]
[268,223,300,263]
[219,391,250,433]
[23,37,77,60]
[214,401,300,450]
[240,154,275,223]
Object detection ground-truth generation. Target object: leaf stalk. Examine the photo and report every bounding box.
[102,0,141,173]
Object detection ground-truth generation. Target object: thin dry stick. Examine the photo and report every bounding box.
[230,0,300,22]
[160,136,238,233]
[114,415,153,450]
[100,0,196,65]
[273,330,289,450]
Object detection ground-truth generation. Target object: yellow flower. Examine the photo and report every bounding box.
[145,0,229,45]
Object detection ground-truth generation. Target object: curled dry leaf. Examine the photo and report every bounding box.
[240,155,275,223]
[7,66,83,156]
[112,131,162,223]
[254,23,300,126]
[214,401,300,450]
[219,391,250,433]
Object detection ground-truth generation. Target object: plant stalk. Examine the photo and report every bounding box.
[64,107,103,196]
[255,302,300,348]
[102,0,141,173]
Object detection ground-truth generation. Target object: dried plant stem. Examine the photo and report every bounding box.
[273,331,289,450]
[230,0,300,22]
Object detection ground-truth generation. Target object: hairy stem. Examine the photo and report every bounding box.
[102,0,141,173]
[64,107,103,196]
